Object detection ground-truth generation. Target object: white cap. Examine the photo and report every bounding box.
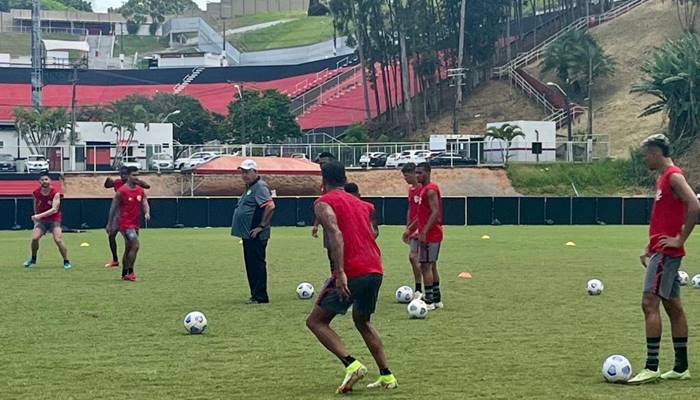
[239,159,258,171]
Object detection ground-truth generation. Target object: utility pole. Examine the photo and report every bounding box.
[70,64,78,146]
[587,52,594,162]
[452,0,467,136]
[398,2,413,133]
[351,2,372,123]
[31,0,43,108]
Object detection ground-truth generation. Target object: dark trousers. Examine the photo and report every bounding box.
[242,238,269,302]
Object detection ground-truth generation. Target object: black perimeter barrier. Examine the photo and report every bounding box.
[0,196,655,230]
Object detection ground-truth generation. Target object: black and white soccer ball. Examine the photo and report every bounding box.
[296,282,315,299]
[184,311,208,335]
[587,279,604,295]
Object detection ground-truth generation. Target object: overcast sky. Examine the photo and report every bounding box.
[91,0,209,13]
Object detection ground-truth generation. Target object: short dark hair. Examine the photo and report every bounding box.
[126,166,139,175]
[322,161,347,188]
[642,134,671,157]
[318,152,336,160]
[401,162,416,173]
[344,182,359,194]
[416,162,431,172]
[39,171,50,178]
[119,166,128,172]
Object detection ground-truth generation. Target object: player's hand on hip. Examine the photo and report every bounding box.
[250,227,263,238]
[311,226,318,238]
[418,231,427,244]
[402,230,410,244]
[659,234,683,249]
[336,272,351,300]
[31,215,38,223]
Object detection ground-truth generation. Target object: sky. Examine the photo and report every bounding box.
[91,0,209,13]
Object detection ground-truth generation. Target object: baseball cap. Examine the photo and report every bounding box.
[239,159,258,171]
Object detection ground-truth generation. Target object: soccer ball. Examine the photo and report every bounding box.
[184,311,208,335]
[678,271,690,286]
[407,299,428,319]
[691,274,700,289]
[587,279,604,295]
[602,355,633,383]
[296,282,315,299]
[395,286,414,303]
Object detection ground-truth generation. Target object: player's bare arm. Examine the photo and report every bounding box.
[32,193,61,222]
[106,192,120,231]
[660,173,700,249]
[135,178,151,190]
[315,201,349,298]
[419,189,440,243]
[104,177,114,188]
[142,193,151,221]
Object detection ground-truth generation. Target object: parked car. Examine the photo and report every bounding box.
[396,149,429,167]
[150,153,174,170]
[359,152,388,168]
[119,156,141,170]
[385,153,402,168]
[25,154,49,173]
[291,153,308,160]
[429,152,478,167]
[0,153,17,172]
[175,151,220,170]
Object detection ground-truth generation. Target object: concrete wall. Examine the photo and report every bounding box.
[207,0,309,17]
[10,9,127,23]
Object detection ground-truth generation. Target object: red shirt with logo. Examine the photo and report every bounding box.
[417,182,443,243]
[408,185,422,236]
[118,185,145,231]
[648,165,687,257]
[315,190,383,279]
[113,178,125,192]
[33,187,61,223]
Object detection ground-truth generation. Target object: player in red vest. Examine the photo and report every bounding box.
[415,162,444,310]
[401,162,424,300]
[306,162,397,394]
[103,166,150,268]
[23,172,71,269]
[629,134,700,384]
[106,167,150,281]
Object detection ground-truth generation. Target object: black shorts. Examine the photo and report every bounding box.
[317,273,383,317]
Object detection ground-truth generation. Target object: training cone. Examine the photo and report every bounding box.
[458,272,472,279]
[481,235,491,240]
[238,240,243,244]
[566,241,576,247]
[80,242,90,247]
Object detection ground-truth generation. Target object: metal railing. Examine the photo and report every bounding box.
[290,63,363,116]
[8,25,88,37]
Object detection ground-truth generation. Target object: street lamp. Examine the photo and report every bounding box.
[161,110,181,123]
[547,81,574,162]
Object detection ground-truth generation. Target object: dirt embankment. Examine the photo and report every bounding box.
[62,168,518,198]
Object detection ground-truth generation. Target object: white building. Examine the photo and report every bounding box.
[0,121,173,172]
[484,120,556,163]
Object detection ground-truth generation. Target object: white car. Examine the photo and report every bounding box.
[291,153,308,160]
[175,151,220,170]
[150,153,174,170]
[396,150,429,167]
[119,156,141,170]
[25,154,49,173]
[385,153,401,168]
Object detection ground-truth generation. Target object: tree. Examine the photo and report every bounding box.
[119,0,198,34]
[147,93,217,157]
[223,89,301,144]
[14,107,71,156]
[485,123,525,165]
[671,0,699,32]
[542,29,615,95]
[103,101,150,168]
[341,124,370,143]
[632,32,700,150]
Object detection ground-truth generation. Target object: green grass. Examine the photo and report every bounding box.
[507,160,648,196]
[228,16,333,51]
[227,11,308,29]
[115,36,169,57]
[0,32,82,57]
[2,226,700,399]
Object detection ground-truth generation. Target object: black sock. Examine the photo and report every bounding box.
[341,355,356,367]
[424,285,434,304]
[434,281,441,302]
[645,337,660,371]
[63,259,70,264]
[415,283,422,293]
[31,256,37,263]
[673,337,688,373]
[122,267,128,277]
[128,268,134,275]
[380,368,391,376]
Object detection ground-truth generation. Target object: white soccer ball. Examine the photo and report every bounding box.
[395,286,414,303]
[678,271,690,286]
[184,311,208,335]
[587,279,604,295]
[407,299,428,319]
[692,274,700,289]
[296,282,315,299]
[602,355,633,383]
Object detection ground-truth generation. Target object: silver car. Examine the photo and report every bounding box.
[0,153,17,172]
[150,153,174,170]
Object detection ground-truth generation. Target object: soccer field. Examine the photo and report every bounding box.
[2,226,700,399]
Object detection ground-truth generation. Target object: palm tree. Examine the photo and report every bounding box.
[485,123,525,165]
[14,107,70,156]
[103,104,150,168]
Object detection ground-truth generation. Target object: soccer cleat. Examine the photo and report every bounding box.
[122,273,137,282]
[433,301,444,309]
[367,374,398,390]
[105,261,119,268]
[336,360,367,394]
[63,262,72,270]
[628,368,661,385]
[23,259,35,268]
[660,369,691,380]
[412,291,423,301]
[426,303,436,311]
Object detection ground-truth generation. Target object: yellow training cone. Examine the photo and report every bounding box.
[566,241,576,247]
[80,242,90,247]
[458,272,473,279]
[239,240,243,244]
[481,235,491,240]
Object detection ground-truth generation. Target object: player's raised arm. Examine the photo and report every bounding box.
[135,177,151,190]
[104,177,114,189]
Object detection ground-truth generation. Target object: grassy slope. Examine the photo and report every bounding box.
[115,36,169,57]
[2,226,700,399]
[507,160,648,196]
[228,16,333,52]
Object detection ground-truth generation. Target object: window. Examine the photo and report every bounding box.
[75,146,85,162]
[0,140,4,148]
[162,143,170,149]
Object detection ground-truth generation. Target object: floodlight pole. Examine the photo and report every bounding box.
[31,0,43,108]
